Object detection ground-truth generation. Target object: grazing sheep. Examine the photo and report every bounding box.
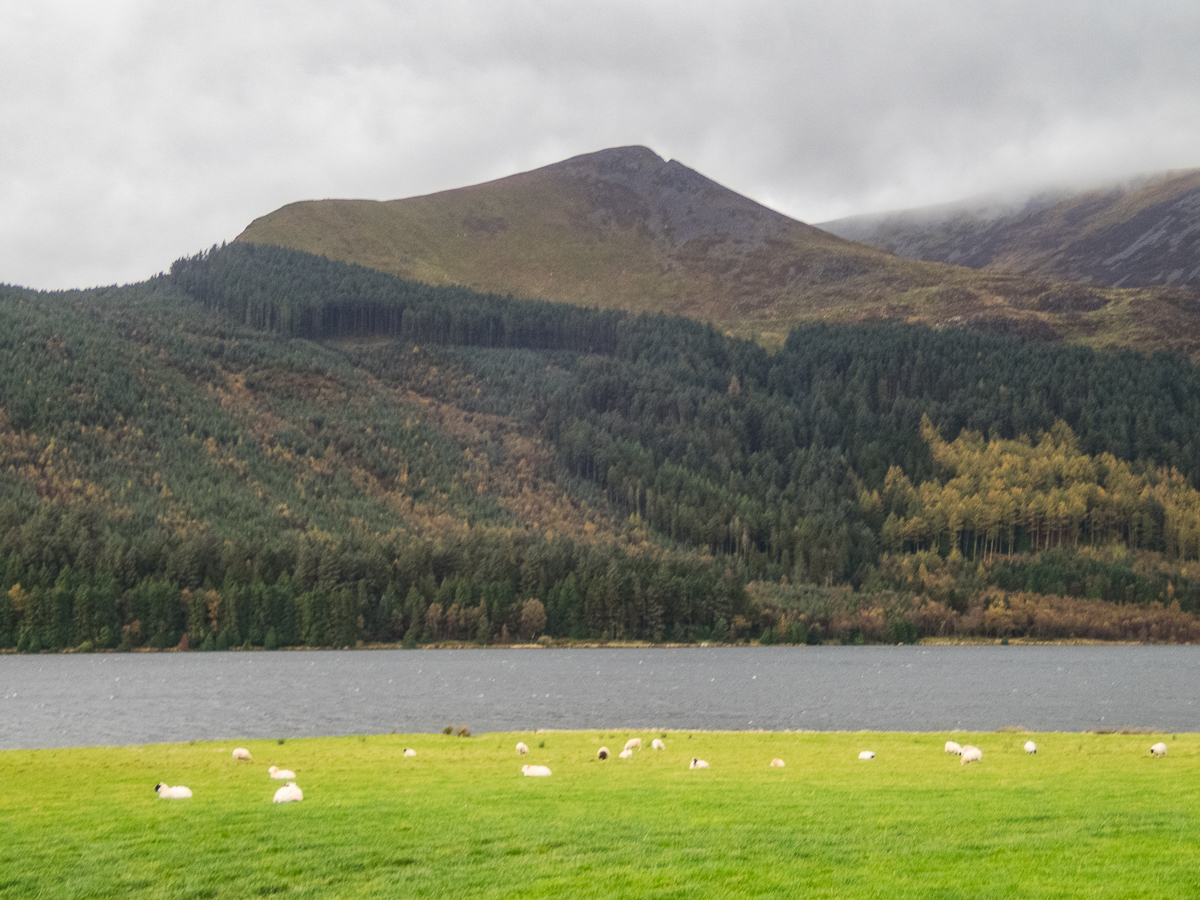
[1151,742,1168,757]
[858,750,875,760]
[770,758,785,768]
[619,748,633,759]
[960,745,983,764]
[516,741,529,756]
[1024,740,1038,754]
[232,747,252,761]
[597,746,610,760]
[521,764,552,777]
[269,766,296,780]
[689,758,709,769]
[652,739,666,751]
[403,748,416,757]
[154,783,192,799]
[273,782,303,803]
[624,738,642,752]
[944,741,962,755]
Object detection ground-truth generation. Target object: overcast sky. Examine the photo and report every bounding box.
[4,0,1200,290]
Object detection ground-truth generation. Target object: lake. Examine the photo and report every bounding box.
[1,645,1198,749]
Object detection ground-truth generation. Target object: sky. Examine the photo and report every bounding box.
[4,0,1200,290]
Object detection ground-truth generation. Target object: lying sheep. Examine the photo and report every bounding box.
[624,738,642,752]
[269,766,296,780]
[597,746,610,760]
[770,758,785,767]
[944,741,962,755]
[652,739,666,751]
[273,782,303,803]
[960,745,983,764]
[689,758,709,769]
[1151,742,1168,757]
[1024,740,1037,754]
[232,747,252,761]
[403,748,416,757]
[618,748,633,759]
[521,764,552,777]
[858,750,875,760]
[516,741,529,756]
[154,783,192,799]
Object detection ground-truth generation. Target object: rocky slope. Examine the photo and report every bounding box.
[823,169,1200,292]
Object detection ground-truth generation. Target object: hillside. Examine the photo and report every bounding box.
[822,168,1200,292]
[6,245,1200,650]
[236,146,1200,354]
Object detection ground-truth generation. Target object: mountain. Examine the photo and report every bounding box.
[236,147,1200,355]
[822,169,1200,292]
[236,145,926,345]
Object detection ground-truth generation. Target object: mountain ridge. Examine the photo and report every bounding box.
[822,168,1200,291]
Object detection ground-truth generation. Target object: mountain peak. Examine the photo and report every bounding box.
[236,145,863,339]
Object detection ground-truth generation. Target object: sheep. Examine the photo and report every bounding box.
[1151,742,1168,757]
[618,748,633,759]
[858,750,875,760]
[624,738,642,752]
[770,758,785,767]
[516,741,529,756]
[689,758,709,769]
[232,747,252,761]
[944,741,962,755]
[521,764,552,777]
[269,766,296,780]
[273,782,303,803]
[597,746,610,760]
[1024,740,1038,754]
[403,748,416,757]
[960,745,983,764]
[652,739,666,751]
[154,783,192,799]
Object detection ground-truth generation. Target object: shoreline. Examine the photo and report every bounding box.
[0,636,1168,655]
[0,725,1178,754]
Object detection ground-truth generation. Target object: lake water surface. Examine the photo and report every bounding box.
[2,645,1198,749]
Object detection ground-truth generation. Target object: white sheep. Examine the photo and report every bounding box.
[403,748,416,758]
[689,758,709,769]
[154,783,192,799]
[1024,740,1037,754]
[1151,741,1168,757]
[516,741,529,756]
[597,746,610,760]
[624,738,642,752]
[960,745,983,764]
[652,739,666,751]
[273,782,303,803]
[521,764,552,777]
[619,748,633,759]
[770,758,785,767]
[269,766,296,780]
[232,747,252,761]
[944,741,962,755]
[858,750,875,760]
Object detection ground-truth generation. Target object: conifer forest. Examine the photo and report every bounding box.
[5,242,1200,651]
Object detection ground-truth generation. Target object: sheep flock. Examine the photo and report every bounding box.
[150,735,1175,803]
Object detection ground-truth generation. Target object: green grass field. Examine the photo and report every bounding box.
[1,730,1197,898]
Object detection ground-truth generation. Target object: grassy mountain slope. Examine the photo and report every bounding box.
[823,169,1200,292]
[236,147,1200,354]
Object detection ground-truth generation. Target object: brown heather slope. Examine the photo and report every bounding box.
[238,146,1200,354]
[822,168,1200,293]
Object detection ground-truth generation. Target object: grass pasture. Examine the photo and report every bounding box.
[1,730,1197,898]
